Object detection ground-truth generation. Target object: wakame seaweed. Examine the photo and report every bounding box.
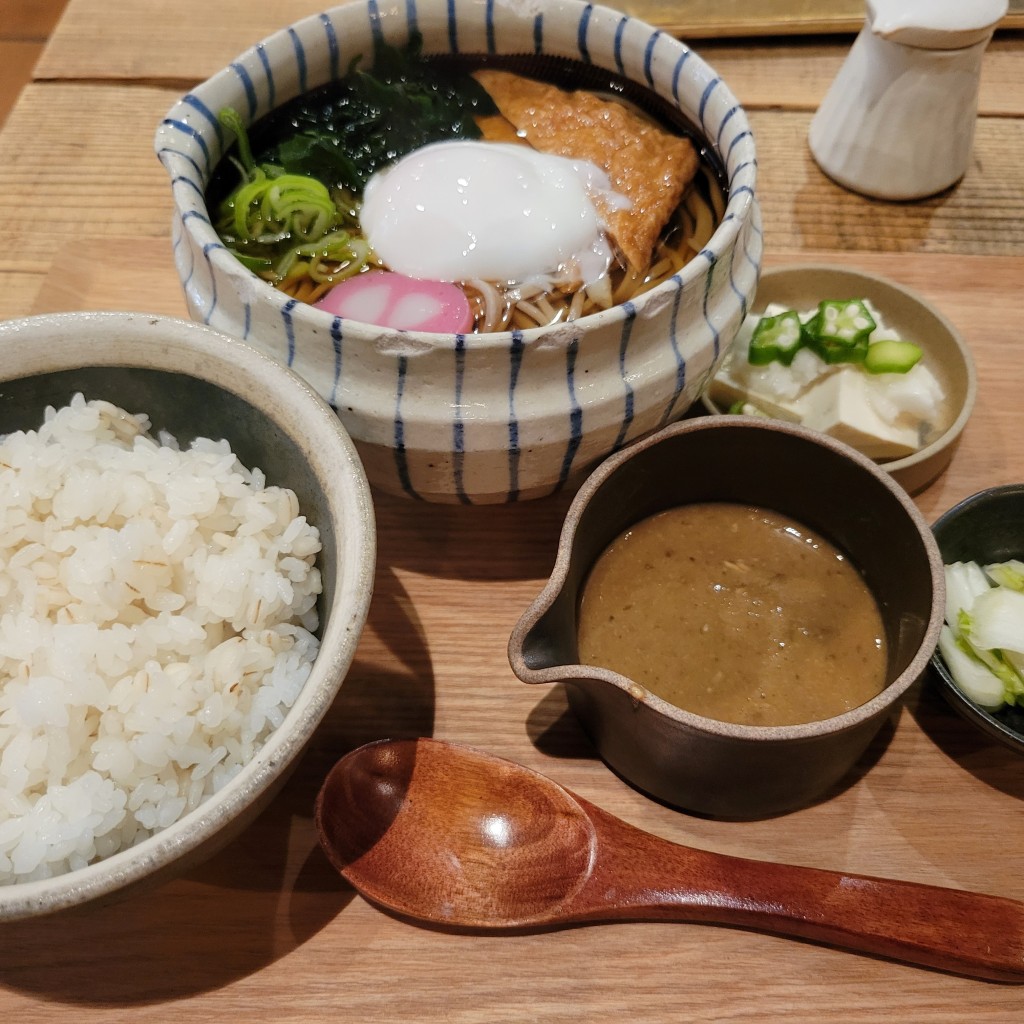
[242,35,497,197]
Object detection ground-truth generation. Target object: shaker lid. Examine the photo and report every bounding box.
[868,0,1008,49]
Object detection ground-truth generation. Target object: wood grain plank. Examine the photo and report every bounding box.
[2,419,1023,1023]
[0,82,1020,311]
[0,0,68,140]
[35,0,333,83]
[752,111,1024,256]
[0,41,44,128]
[619,0,1024,39]
[700,34,1024,117]
[1,0,68,39]
[28,238,187,319]
[32,0,1024,118]
[3,270,1024,1018]
[0,83,179,279]
[0,271,45,320]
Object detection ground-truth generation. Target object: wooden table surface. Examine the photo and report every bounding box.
[2,2,1024,1021]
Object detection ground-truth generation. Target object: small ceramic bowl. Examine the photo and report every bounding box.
[0,312,376,920]
[508,416,944,819]
[931,484,1024,753]
[701,264,976,495]
[155,0,761,503]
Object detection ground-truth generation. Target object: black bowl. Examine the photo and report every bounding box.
[931,485,1024,753]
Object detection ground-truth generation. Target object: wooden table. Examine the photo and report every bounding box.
[2,3,1024,1020]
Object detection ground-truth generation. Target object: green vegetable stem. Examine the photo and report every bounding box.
[863,339,923,375]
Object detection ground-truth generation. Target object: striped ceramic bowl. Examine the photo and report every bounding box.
[155,0,761,503]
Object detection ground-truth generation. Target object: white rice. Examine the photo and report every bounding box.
[0,394,322,884]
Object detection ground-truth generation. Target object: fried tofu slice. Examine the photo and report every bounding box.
[473,69,700,272]
[475,111,527,146]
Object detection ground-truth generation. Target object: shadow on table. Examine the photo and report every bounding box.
[372,487,574,581]
[0,563,438,1007]
[908,667,1024,803]
[0,792,350,1005]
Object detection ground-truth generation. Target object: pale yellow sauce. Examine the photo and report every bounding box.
[576,503,887,727]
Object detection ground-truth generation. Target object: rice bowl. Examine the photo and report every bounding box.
[0,311,375,920]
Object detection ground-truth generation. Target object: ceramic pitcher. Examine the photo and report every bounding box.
[808,0,1008,200]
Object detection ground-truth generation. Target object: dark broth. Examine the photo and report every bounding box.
[206,51,725,209]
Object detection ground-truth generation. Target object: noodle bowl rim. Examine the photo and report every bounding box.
[161,1,757,351]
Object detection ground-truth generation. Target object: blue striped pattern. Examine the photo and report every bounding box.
[577,5,593,63]
[288,28,309,95]
[485,0,497,53]
[368,0,385,48]
[329,316,344,408]
[180,94,224,152]
[658,279,688,427]
[642,31,661,89]
[612,303,637,451]
[612,16,628,77]
[447,0,460,52]
[157,0,761,503]
[229,61,259,119]
[558,338,584,490]
[161,118,210,168]
[281,299,299,365]
[172,174,204,200]
[404,0,418,37]
[320,13,340,80]
[393,356,417,499]
[507,331,525,502]
[452,335,470,503]
[200,241,224,322]
[256,45,275,109]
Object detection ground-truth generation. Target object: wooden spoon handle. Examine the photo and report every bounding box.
[678,852,1024,982]
[581,806,1024,981]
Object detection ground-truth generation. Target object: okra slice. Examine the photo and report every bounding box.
[806,298,876,364]
[748,310,805,366]
[864,339,923,374]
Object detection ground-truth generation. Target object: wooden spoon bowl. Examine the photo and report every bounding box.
[318,738,595,924]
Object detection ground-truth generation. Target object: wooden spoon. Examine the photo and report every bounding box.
[315,737,1024,981]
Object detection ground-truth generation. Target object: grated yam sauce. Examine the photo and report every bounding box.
[576,502,887,727]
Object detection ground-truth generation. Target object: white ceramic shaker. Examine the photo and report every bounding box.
[808,0,1008,200]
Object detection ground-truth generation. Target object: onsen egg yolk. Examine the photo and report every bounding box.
[360,140,619,285]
